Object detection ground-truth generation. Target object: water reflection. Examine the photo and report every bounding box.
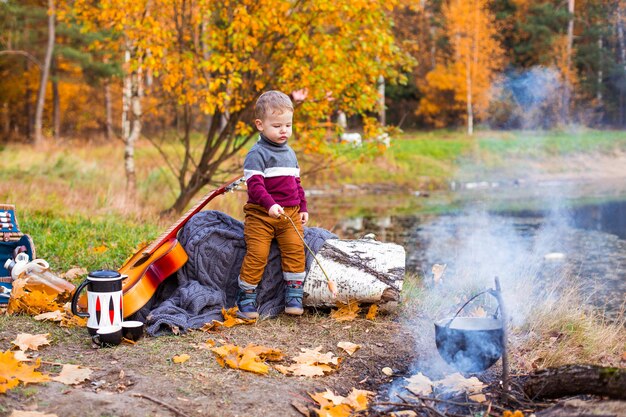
[310,189,626,318]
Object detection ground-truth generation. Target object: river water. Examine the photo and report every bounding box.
[308,178,626,319]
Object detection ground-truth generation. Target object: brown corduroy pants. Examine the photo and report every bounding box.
[239,203,306,287]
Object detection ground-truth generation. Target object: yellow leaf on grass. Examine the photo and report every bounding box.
[173,354,190,364]
[238,349,269,375]
[0,351,50,393]
[11,333,51,352]
[330,302,360,322]
[51,364,92,385]
[320,404,352,417]
[365,304,379,320]
[337,341,360,356]
[34,310,63,322]
[200,307,255,331]
[9,411,59,417]
[61,267,88,280]
[91,245,108,254]
[245,344,284,362]
[294,346,341,366]
[211,343,277,374]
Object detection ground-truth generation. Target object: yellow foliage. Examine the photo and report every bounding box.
[70,0,411,153]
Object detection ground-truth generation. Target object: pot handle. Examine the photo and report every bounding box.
[70,279,90,318]
[444,288,500,328]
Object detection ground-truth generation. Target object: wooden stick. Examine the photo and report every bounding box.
[132,393,194,417]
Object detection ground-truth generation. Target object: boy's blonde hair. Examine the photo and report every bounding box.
[255,90,293,120]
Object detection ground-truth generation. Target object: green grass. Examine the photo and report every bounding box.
[22,212,160,277]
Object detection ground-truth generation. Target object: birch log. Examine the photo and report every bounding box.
[303,237,405,307]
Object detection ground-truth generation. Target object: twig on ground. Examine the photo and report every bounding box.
[399,394,448,417]
[410,394,507,412]
[132,393,195,417]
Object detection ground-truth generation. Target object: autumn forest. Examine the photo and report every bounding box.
[0,0,625,209]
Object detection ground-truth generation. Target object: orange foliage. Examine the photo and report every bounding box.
[417,0,505,127]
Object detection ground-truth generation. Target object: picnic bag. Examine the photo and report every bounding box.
[0,204,36,304]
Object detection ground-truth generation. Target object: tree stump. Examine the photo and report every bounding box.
[524,365,626,400]
[303,237,405,307]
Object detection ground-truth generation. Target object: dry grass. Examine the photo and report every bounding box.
[510,284,625,370]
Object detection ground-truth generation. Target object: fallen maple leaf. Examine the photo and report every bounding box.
[11,333,51,352]
[238,349,269,375]
[337,341,360,356]
[294,346,340,366]
[330,302,360,322]
[365,304,379,320]
[172,354,190,364]
[405,372,433,396]
[8,411,59,417]
[200,307,255,331]
[61,267,88,280]
[211,343,279,375]
[345,388,375,411]
[51,364,92,385]
[0,350,50,393]
[34,310,63,322]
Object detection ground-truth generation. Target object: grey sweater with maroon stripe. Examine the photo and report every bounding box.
[243,134,307,212]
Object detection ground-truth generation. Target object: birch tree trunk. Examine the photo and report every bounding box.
[377,75,386,126]
[304,238,405,307]
[34,0,55,145]
[122,48,143,203]
[104,81,113,140]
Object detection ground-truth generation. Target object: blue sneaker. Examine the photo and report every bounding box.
[236,289,258,319]
[285,281,304,315]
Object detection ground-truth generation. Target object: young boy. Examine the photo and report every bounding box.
[237,90,308,319]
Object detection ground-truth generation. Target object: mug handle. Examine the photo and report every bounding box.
[70,279,90,318]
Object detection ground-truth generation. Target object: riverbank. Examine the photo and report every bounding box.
[0,130,625,416]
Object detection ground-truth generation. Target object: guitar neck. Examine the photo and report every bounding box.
[142,176,244,256]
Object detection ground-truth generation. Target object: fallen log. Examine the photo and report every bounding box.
[303,236,405,307]
[524,365,626,400]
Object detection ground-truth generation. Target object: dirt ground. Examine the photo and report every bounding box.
[0,307,419,417]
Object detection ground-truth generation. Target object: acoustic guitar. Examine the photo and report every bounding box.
[118,176,245,317]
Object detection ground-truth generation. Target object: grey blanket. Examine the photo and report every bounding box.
[134,210,336,336]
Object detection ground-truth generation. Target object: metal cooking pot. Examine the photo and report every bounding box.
[434,288,505,373]
[434,316,504,373]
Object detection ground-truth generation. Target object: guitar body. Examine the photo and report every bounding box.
[119,238,188,318]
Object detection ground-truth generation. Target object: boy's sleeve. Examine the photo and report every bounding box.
[244,151,276,210]
[296,177,307,213]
